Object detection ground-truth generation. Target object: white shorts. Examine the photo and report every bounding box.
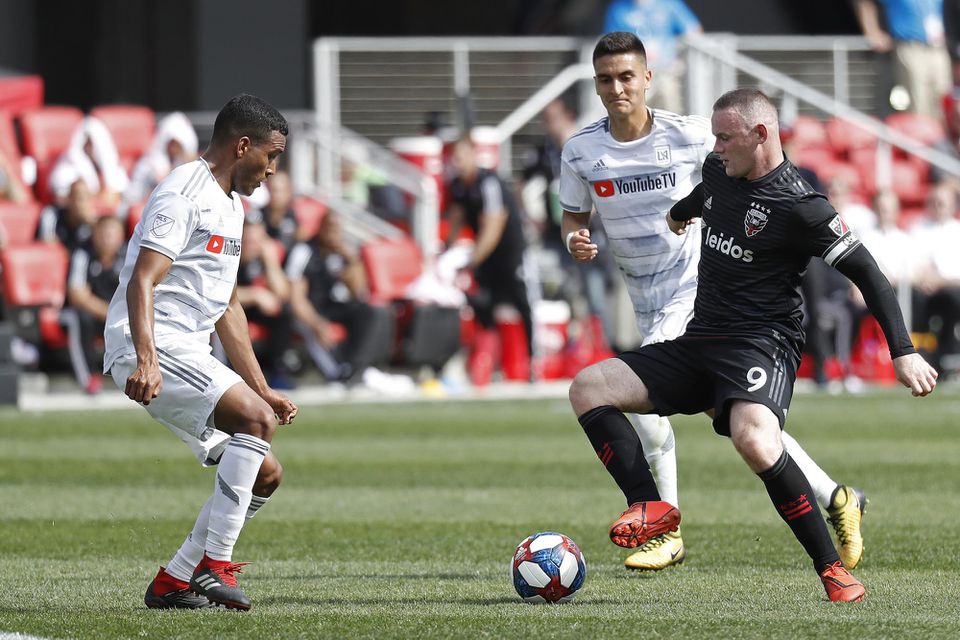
[109,341,244,467]
[638,291,696,347]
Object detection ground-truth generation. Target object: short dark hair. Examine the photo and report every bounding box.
[712,89,779,126]
[211,94,288,145]
[592,31,647,64]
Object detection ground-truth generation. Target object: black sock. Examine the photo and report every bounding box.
[578,406,660,505]
[758,450,840,573]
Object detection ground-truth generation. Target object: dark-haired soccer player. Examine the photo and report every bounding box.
[104,94,298,610]
[563,31,869,574]
[569,87,937,602]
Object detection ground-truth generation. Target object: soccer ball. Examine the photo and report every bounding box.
[511,532,586,603]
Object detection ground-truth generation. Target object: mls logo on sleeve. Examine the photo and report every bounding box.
[744,202,770,237]
[655,146,671,166]
[151,214,175,238]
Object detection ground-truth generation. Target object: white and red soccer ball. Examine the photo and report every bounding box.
[511,532,586,603]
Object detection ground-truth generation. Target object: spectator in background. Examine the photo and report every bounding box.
[62,215,125,394]
[125,112,199,204]
[36,178,96,251]
[943,0,960,85]
[521,97,617,347]
[256,170,304,252]
[825,174,877,236]
[285,211,409,392]
[446,136,535,371]
[602,0,701,113]
[860,189,914,284]
[48,116,129,210]
[911,182,960,373]
[854,0,951,119]
[234,213,297,390]
[0,148,28,203]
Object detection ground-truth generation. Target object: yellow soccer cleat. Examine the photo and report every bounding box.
[624,529,685,571]
[826,485,868,570]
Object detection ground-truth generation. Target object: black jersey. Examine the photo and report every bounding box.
[448,169,526,275]
[685,153,861,353]
[67,245,124,302]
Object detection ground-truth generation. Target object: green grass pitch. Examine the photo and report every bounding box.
[1,391,958,639]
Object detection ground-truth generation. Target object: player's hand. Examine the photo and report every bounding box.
[256,289,282,316]
[567,229,598,262]
[263,388,298,425]
[893,352,938,397]
[666,212,698,236]
[125,360,162,405]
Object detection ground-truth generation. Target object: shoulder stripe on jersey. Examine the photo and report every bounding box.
[567,119,608,142]
[183,168,209,200]
[180,165,204,197]
[284,243,313,280]
[822,234,861,266]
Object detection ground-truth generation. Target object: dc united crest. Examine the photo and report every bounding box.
[744,202,770,237]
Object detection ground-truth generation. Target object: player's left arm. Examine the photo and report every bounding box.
[215,284,298,423]
[792,197,937,396]
[667,182,705,235]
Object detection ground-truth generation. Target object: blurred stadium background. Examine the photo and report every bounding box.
[1,3,959,637]
[1,0,957,405]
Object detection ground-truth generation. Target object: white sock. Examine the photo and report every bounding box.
[165,495,214,582]
[247,494,270,520]
[781,431,837,508]
[205,434,270,561]
[629,414,679,509]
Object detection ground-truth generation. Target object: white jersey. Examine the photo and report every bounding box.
[104,159,245,371]
[560,109,713,328]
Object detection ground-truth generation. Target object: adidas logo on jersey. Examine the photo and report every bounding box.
[704,196,712,210]
[592,158,608,173]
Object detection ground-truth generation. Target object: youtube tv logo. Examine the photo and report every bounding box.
[593,180,614,198]
[206,235,224,254]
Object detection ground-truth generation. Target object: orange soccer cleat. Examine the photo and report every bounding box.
[608,500,681,549]
[819,561,866,602]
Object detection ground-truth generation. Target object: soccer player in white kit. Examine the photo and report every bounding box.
[560,33,866,571]
[104,95,297,610]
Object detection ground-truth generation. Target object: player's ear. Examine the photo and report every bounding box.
[236,136,251,158]
[755,123,769,144]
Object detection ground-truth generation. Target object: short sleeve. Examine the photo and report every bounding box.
[284,242,313,281]
[479,175,506,216]
[789,195,862,266]
[67,248,90,290]
[559,144,593,214]
[138,190,199,261]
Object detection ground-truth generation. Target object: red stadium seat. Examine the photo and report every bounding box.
[18,106,84,202]
[898,206,927,230]
[90,105,156,172]
[885,112,946,149]
[817,161,864,196]
[0,110,33,202]
[0,242,69,349]
[125,199,146,237]
[0,201,42,246]
[791,147,838,173]
[360,236,423,302]
[291,196,327,239]
[890,160,930,207]
[825,117,878,158]
[787,115,829,150]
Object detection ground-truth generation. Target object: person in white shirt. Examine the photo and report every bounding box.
[561,32,867,571]
[48,116,129,210]
[124,111,199,204]
[104,94,296,611]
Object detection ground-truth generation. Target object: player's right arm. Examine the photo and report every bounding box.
[667,182,705,235]
[561,210,597,262]
[125,247,174,405]
[558,139,598,262]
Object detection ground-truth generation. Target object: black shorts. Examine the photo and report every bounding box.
[618,333,800,436]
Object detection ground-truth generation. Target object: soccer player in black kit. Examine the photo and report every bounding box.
[568,89,938,602]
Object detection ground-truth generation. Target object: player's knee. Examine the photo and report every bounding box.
[569,365,603,415]
[235,403,278,442]
[730,423,782,471]
[255,454,283,495]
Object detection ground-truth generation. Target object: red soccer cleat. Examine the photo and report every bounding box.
[144,566,213,609]
[819,561,866,602]
[608,500,681,548]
